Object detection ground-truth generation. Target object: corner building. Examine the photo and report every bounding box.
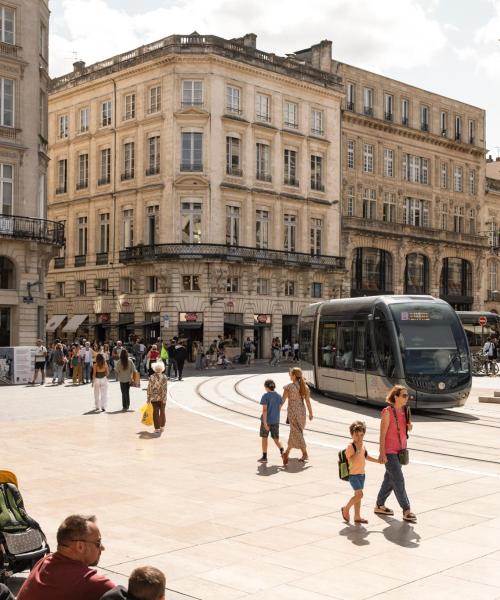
[46,34,345,356]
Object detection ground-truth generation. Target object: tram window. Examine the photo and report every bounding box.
[366,325,377,372]
[319,322,337,367]
[299,318,314,364]
[353,323,366,370]
[335,323,354,370]
[374,312,396,377]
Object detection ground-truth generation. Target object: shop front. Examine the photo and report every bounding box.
[62,314,89,342]
[45,314,66,343]
[143,312,161,342]
[178,312,204,346]
[94,313,110,343]
[118,312,135,343]
[282,315,298,346]
[253,314,272,359]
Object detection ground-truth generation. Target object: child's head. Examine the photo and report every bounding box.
[264,379,276,391]
[349,420,366,441]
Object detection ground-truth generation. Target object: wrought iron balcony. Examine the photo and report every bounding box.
[384,112,393,122]
[226,106,242,115]
[54,257,65,269]
[0,214,64,246]
[256,113,271,122]
[284,121,299,129]
[119,243,345,271]
[311,128,324,136]
[363,106,373,116]
[346,101,355,111]
[74,255,86,267]
[96,252,108,265]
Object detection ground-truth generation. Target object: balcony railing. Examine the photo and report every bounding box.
[0,214,64,246]
[284,121,299,129]
[226,166,242,177]
[119,243,345,270]
[121,171,134,181]
[363,106,373,116]
[346,101,355,111]
[180,162,203,172]
[256,172,272,182]
[401,117,409,126]
[311,180,325,192]
[421,123,429,132]
[56,185,67,195]
[384,112,393,122]
[74,255,86,267]
[54,257,65,269]
[98,177,110,186]
[284,176,299,187]
[145,165,160,176]
[0,41,18,57]
[311,128,324,136]
[256,113,271,122]
[181,100,204,108]
[226,106,242,115]
[96,252,108,265]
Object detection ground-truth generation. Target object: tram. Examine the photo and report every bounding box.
[457,311,500,352]
[299,295,471,409]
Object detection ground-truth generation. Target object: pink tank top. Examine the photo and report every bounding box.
[382,406,408,454]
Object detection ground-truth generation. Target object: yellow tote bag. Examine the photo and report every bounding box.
[140,403,153,427]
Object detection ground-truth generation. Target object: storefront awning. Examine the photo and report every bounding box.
[46,314,66,332]
[62,314,88,332]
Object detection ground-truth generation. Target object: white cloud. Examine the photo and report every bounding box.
[50,0,448,76]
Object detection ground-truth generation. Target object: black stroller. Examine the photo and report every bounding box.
[0,470,50,583]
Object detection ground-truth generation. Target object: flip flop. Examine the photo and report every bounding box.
[403,512,417,523]
[341,507,350,523]
[354,518,368,524]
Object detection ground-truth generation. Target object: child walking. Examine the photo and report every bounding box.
[258,379,285,463]
[341,421,380,524]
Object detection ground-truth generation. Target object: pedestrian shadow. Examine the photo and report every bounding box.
[256,464,281,476]
[283,459,311,474]
[106,409,134,414]
[339,524,370,546]
[378,517,421,548]
[137,431,161,439]
[82,409,101,415]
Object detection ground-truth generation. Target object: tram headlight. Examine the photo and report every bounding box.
[438,382,446,390]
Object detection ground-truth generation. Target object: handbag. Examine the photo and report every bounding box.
[140,403,153,427]
[391,406,410,465]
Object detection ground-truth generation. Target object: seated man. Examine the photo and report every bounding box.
[0,583,15,600]
[17,514,115,600]
[100,566,165,600]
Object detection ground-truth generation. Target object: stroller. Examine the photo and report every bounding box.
[0,470,50,583]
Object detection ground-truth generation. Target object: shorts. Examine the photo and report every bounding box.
[259,421,280,439]
[35,361,45,370]
[348,474,365,491]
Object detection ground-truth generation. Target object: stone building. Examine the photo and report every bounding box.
[46,34,345,356]
[0,0,63,346]
[482,156,500,313]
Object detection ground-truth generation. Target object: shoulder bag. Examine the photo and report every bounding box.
[391,406,409,465]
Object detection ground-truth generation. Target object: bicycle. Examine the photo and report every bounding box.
[471,352,499,376]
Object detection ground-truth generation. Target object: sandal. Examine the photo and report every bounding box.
[403,512,417,523]
[341,507,350,523]
[374,505,394,515]
[282,452,289,466]
[354,518,368,524]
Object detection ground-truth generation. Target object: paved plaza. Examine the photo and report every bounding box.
[2,366,500,599]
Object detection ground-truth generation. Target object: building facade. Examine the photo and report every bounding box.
[0,0,63,346]
[482,157,500,313]
[46,34,345,356]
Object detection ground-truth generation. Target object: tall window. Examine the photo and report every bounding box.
[453,206,464,233]
[311,109,324,135]
[469,169,476,195]
[455,115,462,141]
[147,136,160,175]
[226,137,241,176]
[122,209,134,248]
[284,280,295,296]
[149,85,161,113]
[405,254,429,294]
[77,217,88,255]
[2,78,15,126]
[440,111,448,136]
[182,80,203,106]
[284,214,296,252]
[284,149,297,185]
[123,93,135,120]
[256,209,269,249]
[57,159,67,194]
[182,275,200,292]
[421,158,429,184]
[488,222,498,248]
[256,143,271,181]
[403,198,430,227]
[382,192,396,222]
[226,85,241,114]
[454,165,463,192]
[79,107,89,133]
[403,154,430,184]
[0,163,13,215]
[145,205,159,245]
[99,148,111,185]
[363,144,374,173]
[363,87,373,115]
[181,202,202,244]
[346,82,355,110]
[226,205,240,245]
[345,185,355,217]
[468,119,476,144]
[0,6,15,44]
[77,153,88,189]
[489,262,497,296]
[181,132,203,171]
[362,189,376,219]
[98,213,110,253]
[256,93,270,122]
[420,105,429,131]
[101,100,112,127]
[383,148,394,177]
[123,142,135,179]
[257,278,270,295]
[441,204,448,230]
[347,140,355,169]
[284,101,298,128]
[226,276,239,293]
[58,114,69,139]
[384,94,393,120]
[441,162,448,189]
[311,155,323,190]
[310,218,322,255]
[401,98,409,125]
[468,209,476,234]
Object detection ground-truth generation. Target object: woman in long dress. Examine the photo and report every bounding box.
[281,367,313,464]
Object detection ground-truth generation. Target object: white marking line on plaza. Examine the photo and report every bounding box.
[168,390,500,480]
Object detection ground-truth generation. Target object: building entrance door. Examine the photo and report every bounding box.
[0,308,11,346]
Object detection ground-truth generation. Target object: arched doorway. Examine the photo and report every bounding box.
[440,257,473,310]
[351,248,393,297]
[404,253,429,294]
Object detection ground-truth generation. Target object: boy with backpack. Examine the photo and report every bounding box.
[340,421,381,524]
[258,379,285,463]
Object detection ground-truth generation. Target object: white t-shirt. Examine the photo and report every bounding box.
[35,346,47,360]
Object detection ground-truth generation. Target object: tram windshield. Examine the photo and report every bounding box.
[389,303,469,376]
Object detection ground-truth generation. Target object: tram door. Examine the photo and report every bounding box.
[353,322,368,399]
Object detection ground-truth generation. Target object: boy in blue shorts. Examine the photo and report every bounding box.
[258,379,285,463]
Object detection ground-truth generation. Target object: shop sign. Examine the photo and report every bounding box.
[121,300,131,308]
[97,313,110,323]
[254,314,272,325]
[179,312,203,323]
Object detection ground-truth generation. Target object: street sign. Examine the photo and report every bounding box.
[479,315,488,326]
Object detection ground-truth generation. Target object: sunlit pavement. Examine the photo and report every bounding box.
[2,367,500,599]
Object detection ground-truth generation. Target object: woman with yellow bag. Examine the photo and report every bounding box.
[146,361,168,433]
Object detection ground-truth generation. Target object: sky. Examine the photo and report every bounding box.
[49,0,500,155]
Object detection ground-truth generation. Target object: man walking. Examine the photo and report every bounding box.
[31,339,48,385]
[175,341,188,381]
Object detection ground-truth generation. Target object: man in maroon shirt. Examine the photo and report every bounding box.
[17,514,115,600]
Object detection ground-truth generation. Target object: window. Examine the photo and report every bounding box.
[256,93,271,122]
[362,188,376,219]
[181,201,202,244]
[421,158,429,185]
[352,248,393,294]
[101,100,112,127]
[347,140,355,169]
[346,83,355,110]
[257,278,270,295]
[39,90,47,138]
[405,254,429,295]
[256,209,269,249]
[440,111,448,136]
[489,262,497,296]
[382,192,396,222]
[77,216,88,255]
[146,276,158,293]
[284,101,298,128]
[310,218,322,255]
[98,213,109,253]
[99,148,111,185]
[455,115,462,141]
[363,144,374,173]
[441,258,473,299]
[311,155,324,191]
[441,204,448,230]
[226,205,240,245]
[145,205,159,245]
[318,321,337,368]
[454,165,463,192]
[284,214,296,252]
[182,80,203,107]
[402,154,430,184]
[95,278,109,294]
[227,276,239,293]
[0,163,13,214]
[383,148,394,177]
[58,114,69,139]
[284,149,298,185]
[147,136,160,175]
[120,277,134,294]
[346,185,355,217]
[77,153,88,189]
[122,142,135,179]
[453,206,464,233]
[468,209,476,234]
[39,22,47,59]
[335,323,355,370]
[441,162,448,189]
[284,280,295,296]
[122,209,134,248]
[149,86,161,113]
[0,6,15,44]
[363,87,373,115]
[420,105,429,131]
[401,98,409,126]
[311,282,322,298]
[226,137,241,176]
[468,119,476,144]
[488,222,498,248]
[56,159,67,194]
[79,108,89,133]
[256,143,271,181]
[56,282,65,298]
[403,198,430,227]
[469,170,476,195]
[181,132,203,171]
[311,109,324,135]
[1,78,14,126]
[77,280,86,296]
[123,93,135,120]
[226,85,241,114]
[384,94,393,120]
[182,275,199,292]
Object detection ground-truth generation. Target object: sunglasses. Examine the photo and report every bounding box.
[71,538,103,549]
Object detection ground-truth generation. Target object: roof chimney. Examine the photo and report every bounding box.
[73,60,86,74]
[242,33,257,49]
